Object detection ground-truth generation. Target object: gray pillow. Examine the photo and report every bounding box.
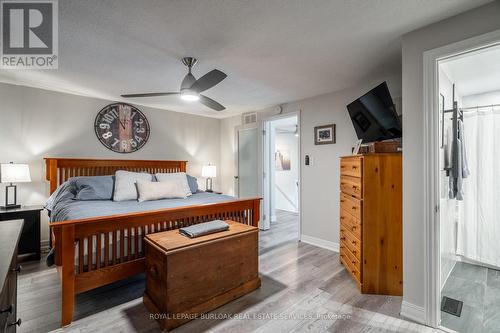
[74,176,114,201]
[186,174,199,193]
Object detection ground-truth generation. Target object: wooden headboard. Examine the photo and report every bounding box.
[45,158,187,194]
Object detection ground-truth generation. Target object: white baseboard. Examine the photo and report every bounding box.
[300,234,339,252]
[400,301,426,324]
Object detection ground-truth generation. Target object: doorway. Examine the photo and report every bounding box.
[423,30,500,331]
[261,113,300,252]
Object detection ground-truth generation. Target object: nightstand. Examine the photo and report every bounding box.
[0,205,43,260]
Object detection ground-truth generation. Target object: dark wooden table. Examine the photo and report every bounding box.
[0,206,44,261]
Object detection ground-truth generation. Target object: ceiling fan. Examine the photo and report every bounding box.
[121,57,227,111]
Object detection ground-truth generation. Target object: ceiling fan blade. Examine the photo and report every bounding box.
[121,92,179,98]
[199,94,225,111]
[190,69,227,93]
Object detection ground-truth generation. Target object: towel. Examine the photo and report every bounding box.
[449,119,469,200]
[179,220,229,238]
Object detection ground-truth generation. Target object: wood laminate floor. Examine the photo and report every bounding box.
[259,209,299,254]
[18,223,440,333]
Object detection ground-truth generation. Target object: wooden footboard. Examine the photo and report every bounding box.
[50,198,261,327]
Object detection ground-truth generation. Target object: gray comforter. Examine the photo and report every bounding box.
[49,191,235,222]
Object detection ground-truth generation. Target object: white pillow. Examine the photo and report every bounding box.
[113,170,152,201]
[155,172,192,197]
[136,180,187,202]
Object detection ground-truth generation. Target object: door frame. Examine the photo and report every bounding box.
[422,29,500,328]
[261,111,301,237]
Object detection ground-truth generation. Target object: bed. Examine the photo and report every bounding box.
[45,158,261,327]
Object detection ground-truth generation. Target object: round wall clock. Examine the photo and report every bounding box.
[94,103,150,153]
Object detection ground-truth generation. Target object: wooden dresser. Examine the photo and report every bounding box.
[0,220,24,333]
[339,153,402,295]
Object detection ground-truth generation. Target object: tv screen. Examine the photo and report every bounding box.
[346,82,402,143]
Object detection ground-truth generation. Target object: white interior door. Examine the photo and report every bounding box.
[237,127,259,199]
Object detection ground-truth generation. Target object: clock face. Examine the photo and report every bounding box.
[94,103,150,153]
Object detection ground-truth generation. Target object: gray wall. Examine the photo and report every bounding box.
[401,0,500,318]
[0,82,222,246]
[220,74,401,248]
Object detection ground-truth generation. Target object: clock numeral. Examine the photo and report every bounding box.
[99,123,110,130]
[135,135,143,143]
[130,139,137,148]
[121,140,128,150]
[134,119,144,126]
[111,138,120,147]
[102,131,112,139]
[136,127,145,134]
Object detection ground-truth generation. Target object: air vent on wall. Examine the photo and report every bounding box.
[242,112,257,125]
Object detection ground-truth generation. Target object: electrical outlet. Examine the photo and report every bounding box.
[305,155,313,166]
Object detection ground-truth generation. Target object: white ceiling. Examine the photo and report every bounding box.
[441,44,500,97]
[0,0,492,118]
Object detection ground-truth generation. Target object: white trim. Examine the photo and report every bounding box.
[422,28,500,328]
[300,234,339,252]
[400,301,426,324]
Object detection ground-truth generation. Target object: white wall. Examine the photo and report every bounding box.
[220,74,401,248]
[463,90,500,107]
[401,0,500,320]
[0,82,222,246]
[274,132,299,212]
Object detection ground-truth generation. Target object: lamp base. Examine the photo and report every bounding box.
[0,204,21,210]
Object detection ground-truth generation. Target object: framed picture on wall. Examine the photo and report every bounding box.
[275,149,291,171]
[314,124,336,145]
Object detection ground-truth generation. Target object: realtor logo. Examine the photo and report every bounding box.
[1,0,58,69]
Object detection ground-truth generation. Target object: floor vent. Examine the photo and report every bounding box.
[441,296,463,317]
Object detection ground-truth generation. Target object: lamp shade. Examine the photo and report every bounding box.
[201,165,217,178]
[0,163,31,183]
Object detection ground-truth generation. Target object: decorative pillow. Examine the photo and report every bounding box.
[155,172,192,197]
[74,176,114,200]
[186,174,199,193]
[136,180,187,202]
[113,171,152,201]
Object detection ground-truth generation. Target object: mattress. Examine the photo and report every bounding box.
[50,191,235,222]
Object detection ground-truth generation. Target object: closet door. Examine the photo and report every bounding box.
[237,127,259,199]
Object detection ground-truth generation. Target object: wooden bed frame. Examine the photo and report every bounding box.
[45,158,261,327]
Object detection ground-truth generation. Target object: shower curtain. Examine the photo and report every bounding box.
[457,106,500,267]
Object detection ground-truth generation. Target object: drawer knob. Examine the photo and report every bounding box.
[352,240,356,245]
[12,265,22,273]
[340,237,346,241]
[351,226,356,231]
[8,318,21,327]
[0,305,13,314]
[352,261,356,265]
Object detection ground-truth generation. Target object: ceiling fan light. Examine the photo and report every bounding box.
[180,90,200,102]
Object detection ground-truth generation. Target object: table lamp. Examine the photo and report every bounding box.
[202,164,216,192]
[1,162,31,209]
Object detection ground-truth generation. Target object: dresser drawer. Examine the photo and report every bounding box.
[340,250,361,284]
[340,193,362,220]
[340,175,362,199]
[340,209,361,240]
[340,240,361,272]
[340,228,361,262]
[340,158,362,178]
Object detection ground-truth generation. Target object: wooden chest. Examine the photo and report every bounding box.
[143,221,260,331]
[339,153,402,296]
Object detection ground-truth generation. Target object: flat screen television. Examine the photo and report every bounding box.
[346,82,402,143]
